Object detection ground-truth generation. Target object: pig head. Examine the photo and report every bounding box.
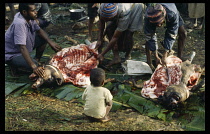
[30,65,64,89]
[159,52,202,109]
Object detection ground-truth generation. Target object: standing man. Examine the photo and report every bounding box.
[34,3,53,62]
[5,3,17,24]
[188,3,205,30]
[144,3,187,69]
[5,3,62,77]
[87,3,99,41]
[96,3,145,66]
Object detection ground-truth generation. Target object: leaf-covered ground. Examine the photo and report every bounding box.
[5,3,205,131]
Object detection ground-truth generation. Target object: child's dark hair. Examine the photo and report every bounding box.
[90,68,105,87]
[19,3,35,14]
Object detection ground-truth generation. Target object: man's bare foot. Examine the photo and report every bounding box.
[125,54,131,61]
[87,36,92,42]
[107,58,121,67]
[195,25,202,30]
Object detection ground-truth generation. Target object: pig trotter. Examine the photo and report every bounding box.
[32,78,44,89]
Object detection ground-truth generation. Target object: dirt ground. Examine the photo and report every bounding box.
[5,3,205,131]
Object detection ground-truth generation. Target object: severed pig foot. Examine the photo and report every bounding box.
[29,73,38,81]
[31,78,44,89]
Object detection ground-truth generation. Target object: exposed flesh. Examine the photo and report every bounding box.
[49,42,98,87]
[30,42,98,88]
[141,55,201,99]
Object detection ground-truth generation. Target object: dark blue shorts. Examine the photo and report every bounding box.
[87,3,98,18]
[6,54,39,72]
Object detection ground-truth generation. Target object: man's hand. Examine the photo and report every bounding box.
[154,50,162,65]
[161,56,167,67]
[32,66,45,78]
[97,54,104,63]
[49,42,62,52]
[95,40,102,50]
[161,50,169,67]
[156,56,162,65]
[37,29,62,52]
[92,3,98,8]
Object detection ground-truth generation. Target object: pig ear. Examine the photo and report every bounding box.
[56,78,63,85]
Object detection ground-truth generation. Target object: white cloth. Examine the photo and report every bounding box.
[188,3,205,18]
[82,85,113,118]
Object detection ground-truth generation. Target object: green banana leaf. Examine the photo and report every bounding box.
[13,84,31,97]
[63,88,83,101]
[5,82,27,95]
[50,87,66,97]
[104,82,114,90]
[55,84,78,99]
[185,111,205,131]
[124,90,170,121]
[106,74,131,81]
[111,101,122,112]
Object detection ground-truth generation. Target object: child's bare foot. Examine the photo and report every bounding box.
[100,116,112,123]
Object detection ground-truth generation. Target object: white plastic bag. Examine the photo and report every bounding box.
[121,60,153,75]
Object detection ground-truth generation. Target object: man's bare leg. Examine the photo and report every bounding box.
[88,17,95,41]
[107,45,121,66]
[145,42,155,71]
[35,43,47,62]
[178,25,187,58]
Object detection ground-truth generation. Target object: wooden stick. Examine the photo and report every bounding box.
[64,35,78,44]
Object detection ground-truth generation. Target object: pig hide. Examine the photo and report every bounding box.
[30,41,98,89]
[141,55,202,100]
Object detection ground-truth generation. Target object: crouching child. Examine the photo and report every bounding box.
[82,68,113,122]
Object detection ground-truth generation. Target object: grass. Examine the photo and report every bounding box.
[5,94,84,131]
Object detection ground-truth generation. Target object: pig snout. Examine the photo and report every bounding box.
[168,97,179,109]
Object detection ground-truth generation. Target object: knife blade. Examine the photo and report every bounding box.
[84,51,95,62]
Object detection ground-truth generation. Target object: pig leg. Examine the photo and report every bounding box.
[29,73,38,81]
[32,78,44,89]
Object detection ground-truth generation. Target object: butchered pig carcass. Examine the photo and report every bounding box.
[30,41,98,89]
[141,52,203,108]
